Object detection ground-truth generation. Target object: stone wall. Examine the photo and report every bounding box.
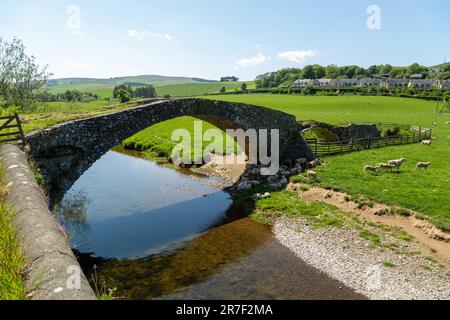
[0,144,95,300]
[299,121,381,142]
[26,98,315,201]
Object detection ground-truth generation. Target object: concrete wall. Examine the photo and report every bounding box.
[0,144,95,300]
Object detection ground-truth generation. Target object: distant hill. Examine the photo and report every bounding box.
[45,75,217,98]
[156,81,256,97]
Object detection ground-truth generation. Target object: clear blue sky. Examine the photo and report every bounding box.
[1,0,449,80]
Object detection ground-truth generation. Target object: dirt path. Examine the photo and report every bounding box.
[291,185,450,265]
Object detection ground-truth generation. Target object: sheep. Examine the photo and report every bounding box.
[422,139,432,146]
[416,162,432,171]
[388,158,407,171]
[379,163,396,172]
[307,171,319,180]
[364,165,380,174]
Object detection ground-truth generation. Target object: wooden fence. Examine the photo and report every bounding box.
[305,127,432,157]
[0,114,25,145]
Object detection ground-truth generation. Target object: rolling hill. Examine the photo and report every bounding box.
[45,75,218,98]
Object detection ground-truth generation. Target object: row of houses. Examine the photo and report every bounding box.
[292,78,450,90]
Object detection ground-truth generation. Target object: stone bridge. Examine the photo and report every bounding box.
[299,121,381,142]
[26,98,314,200]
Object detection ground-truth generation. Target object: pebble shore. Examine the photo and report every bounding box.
[274,217,450,300]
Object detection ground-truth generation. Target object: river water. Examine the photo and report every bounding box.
[54,148,363,300]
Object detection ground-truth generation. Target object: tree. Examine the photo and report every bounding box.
[134,85,156,98]
[113,84,133,99]
[219,86,226,93]
[240,83,248,91]
[0,37,51,112]
[116,89,131,103]
[301,65,315,79]
[312,65,326,79]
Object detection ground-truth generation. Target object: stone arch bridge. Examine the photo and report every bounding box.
[25,98,315,200]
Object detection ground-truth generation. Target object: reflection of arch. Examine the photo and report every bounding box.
[26,98,314,202]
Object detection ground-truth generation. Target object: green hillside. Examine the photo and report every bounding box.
[45,75,217,98]
[156,81,256,97]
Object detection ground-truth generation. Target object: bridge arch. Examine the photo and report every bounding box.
[26,98,314,200]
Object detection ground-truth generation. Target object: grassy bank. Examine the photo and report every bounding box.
[207,95,450,231]
[15,100,141,132]
[0,166,26,300]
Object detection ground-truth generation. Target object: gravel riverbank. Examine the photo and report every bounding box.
[274,217,450,300]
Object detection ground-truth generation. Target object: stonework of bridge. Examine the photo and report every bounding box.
[299,121,381,142]
[25,98,315,200]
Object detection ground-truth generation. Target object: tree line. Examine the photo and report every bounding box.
[256,64,450,88]
[113,84,157,103]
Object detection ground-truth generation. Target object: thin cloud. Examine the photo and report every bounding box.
[277,50,319,63]
[236,53,269,67]
[126,29,173,42]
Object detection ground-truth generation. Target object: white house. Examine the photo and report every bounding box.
[317,79,333,87]
[337,79,358,87]
[358,78,379,86]
[380,79,409,89]
[292,79,314,88]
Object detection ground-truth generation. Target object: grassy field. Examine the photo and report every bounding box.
[17,100,143,132]
[205,95,450,231]
[156,81,255,97]
[46,75,221,98]
[0,166,25,300]
[123,116,238,163]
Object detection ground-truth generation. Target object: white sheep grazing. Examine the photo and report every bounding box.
[364,165,380,174]
[388,158,407,171]
[422,140,432,146]
[307,171,318,179]
[416,162,432,171]
[379,163,396,172]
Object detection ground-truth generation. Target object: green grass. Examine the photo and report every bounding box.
[207,94,450,231]
[0,166,26,300]
[46,75,217,98]
[252,190,345,229]
[156,81,255,97]
[383,261,397,268]
[123,116,239,163]
[18,100,142,132]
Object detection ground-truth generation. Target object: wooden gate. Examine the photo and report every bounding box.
[0,113,25,145]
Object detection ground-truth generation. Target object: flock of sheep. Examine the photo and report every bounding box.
[365,157,432,174]
[364,139,434,174]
